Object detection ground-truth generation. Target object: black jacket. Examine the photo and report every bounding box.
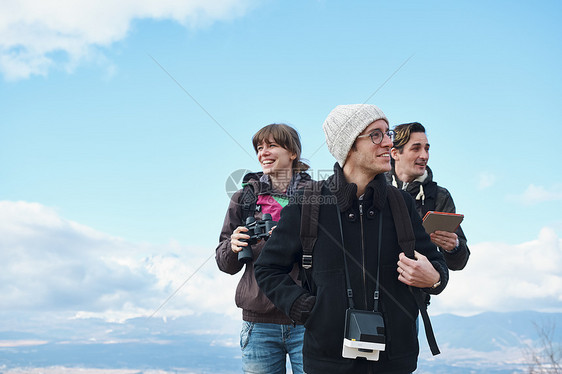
[386,166,470,270]
[255,164,448,374]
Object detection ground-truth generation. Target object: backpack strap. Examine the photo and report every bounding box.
[240,184,258,221]
[387,185,441,356]
[387,186,416,258]
[300,181,324,269]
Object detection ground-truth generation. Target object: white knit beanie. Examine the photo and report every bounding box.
[322,104,388,167]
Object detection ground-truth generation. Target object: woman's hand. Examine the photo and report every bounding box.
[268,225,277,236]
[230,226,250,253]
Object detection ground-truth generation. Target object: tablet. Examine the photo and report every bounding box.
[422,211,464,234]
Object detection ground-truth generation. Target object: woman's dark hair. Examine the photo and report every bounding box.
[252,123,310,172]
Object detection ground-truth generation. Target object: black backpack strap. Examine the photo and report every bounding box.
[240,184,257,221]
[411,286,440,355]
[387,186,416,259]
[387,186,441,356]
[300,181,324,269]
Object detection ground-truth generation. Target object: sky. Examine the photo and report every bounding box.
[1,0,561,334]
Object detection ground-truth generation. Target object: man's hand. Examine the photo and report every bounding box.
[397,251,440,288]
[430,230,458,252]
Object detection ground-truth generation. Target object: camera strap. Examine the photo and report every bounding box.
[336,206,383,312]
[374,211,383,312]
[336,205,355,309]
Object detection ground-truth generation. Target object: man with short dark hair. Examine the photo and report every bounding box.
[255,105,448,374]
[387,122,469,270]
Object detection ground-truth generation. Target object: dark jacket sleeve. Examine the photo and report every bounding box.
[435,186,470,270]
[254,201,309,320]
[402,190,449,295]
[215,190,245,275]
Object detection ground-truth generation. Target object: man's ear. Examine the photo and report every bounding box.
[390,147,399,161]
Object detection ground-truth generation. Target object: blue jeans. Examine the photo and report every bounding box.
[240,321,304,374]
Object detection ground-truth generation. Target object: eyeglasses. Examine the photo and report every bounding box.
[356,129,395,145]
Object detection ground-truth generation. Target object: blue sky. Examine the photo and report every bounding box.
[1,0,561,334]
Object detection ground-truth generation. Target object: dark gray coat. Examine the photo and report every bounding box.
[386,166,470,270]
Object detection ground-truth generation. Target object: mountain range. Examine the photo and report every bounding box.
[0,311,560,373]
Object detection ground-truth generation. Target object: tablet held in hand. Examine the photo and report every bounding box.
[422,211,464,234]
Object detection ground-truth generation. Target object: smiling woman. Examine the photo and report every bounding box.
[215,123,312,374]
[252,124,309,193]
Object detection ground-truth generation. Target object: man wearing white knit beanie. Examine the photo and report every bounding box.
[256,104,448,374]
[322,104,388,168]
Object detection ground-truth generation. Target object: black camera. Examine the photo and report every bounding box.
[237,213,277,263]
[342,309,386,361]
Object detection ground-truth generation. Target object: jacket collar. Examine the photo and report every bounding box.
[386,165,434,192]
[327,163,387,212]
[243,171,311,197]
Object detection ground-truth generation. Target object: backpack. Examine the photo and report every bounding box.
[299,181,441,356]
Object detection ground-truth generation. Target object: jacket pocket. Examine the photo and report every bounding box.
[240,321,253,350]
[235,263,278,314]
[303,269,348,359]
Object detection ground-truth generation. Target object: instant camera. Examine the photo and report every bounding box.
[342,308,386,361]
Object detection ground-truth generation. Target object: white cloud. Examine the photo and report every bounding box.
[433,227,562,315]
[0,0,256,80]
[477,172,496,190]
[0,200,239,322]
[508,184,562,206]
[4,199,561,329]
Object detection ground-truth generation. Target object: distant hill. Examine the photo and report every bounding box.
[417,311,562,374]
[0,311,560,373]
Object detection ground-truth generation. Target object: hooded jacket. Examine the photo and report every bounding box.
[386,166,470,271]
[216,171,311,324]
[255,164,448,374]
